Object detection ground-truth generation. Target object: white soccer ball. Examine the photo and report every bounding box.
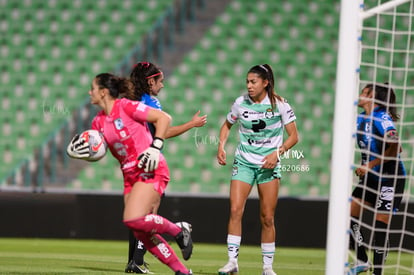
[80,129,107,161]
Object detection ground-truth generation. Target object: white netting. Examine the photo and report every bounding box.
[348,0,414,274]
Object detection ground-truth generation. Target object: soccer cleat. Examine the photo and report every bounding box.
[218,260,239,275]
[262,267,277,275]
[347,261,370,275]
[175,222,193,261]
[175,270,193,275]
[124,260,151,274]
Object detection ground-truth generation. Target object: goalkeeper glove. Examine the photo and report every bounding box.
[66,134,90,159]
[137,137,164,172]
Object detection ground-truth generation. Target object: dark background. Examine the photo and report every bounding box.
[0,192,412,249]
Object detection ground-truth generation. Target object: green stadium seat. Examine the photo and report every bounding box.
[157,0,348,197]
[3,0,411,198]
[0,0,177,184]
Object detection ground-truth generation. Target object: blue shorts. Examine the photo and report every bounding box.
[231,160,281,185]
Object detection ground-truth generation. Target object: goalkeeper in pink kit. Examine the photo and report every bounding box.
[67,73,193,275]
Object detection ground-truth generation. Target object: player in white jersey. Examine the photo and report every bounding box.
[217,64,299,275]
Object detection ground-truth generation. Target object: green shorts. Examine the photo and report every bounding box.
[231,160,282,185]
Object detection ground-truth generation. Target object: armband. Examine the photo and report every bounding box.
[385,130,399,143]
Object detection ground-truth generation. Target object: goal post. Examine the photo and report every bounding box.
[325,0,360,273]
[325,0,413,274]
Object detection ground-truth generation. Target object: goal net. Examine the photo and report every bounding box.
[326,0,414,274]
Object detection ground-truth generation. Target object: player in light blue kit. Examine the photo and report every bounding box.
[348,83,406,275]
[217,64,299,275]
[132,62,206,138]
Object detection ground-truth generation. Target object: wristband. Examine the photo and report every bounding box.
[151,137,164,150]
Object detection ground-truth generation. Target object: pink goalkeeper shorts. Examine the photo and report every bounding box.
[122,159,170,196]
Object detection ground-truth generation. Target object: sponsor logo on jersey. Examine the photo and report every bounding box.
[287,109,295,119]
[119,130,127,138]
[136,102,147,112]
[114,142,127,156]
[381,119,394,129]
[122,160,137,170]
[114,118,124,130]
[251,119,266,132]
[242,110,262,118]
[247,138,271,145]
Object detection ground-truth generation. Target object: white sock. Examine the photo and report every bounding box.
[262,242,275,269]
[227,234,241,262]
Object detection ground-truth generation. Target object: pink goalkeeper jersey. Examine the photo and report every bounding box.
[91,98,166,171]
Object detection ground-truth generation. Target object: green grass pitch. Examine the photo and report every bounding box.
[1,238,412,274]
[0,238,325,274]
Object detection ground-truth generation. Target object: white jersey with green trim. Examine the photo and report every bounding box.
[227,94,296,168]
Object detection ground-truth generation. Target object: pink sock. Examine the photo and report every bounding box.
[124,214,181,236]
[135,231,189,273]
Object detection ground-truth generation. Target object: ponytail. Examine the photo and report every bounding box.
[95,73,135,99]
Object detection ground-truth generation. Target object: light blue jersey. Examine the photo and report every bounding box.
[141,93,162,110]
[141,93,162,137]
[356,106,406,178]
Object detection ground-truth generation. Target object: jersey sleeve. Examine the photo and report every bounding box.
[374,112,396,136]
[91,117,99,131]
[142,94,162,110]
[278,100,296,126]
[226,97,242,124]
[150,96,162,110]
[121,98,150,122]
[91,111,104,131]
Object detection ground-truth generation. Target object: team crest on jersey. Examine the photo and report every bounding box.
[265,108,274,119]
[114,118,124,130]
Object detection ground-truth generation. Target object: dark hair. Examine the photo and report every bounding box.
[130,62,163,100]
[95,73,135,99]
[247,64,282,110]
[364,82,399,121]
